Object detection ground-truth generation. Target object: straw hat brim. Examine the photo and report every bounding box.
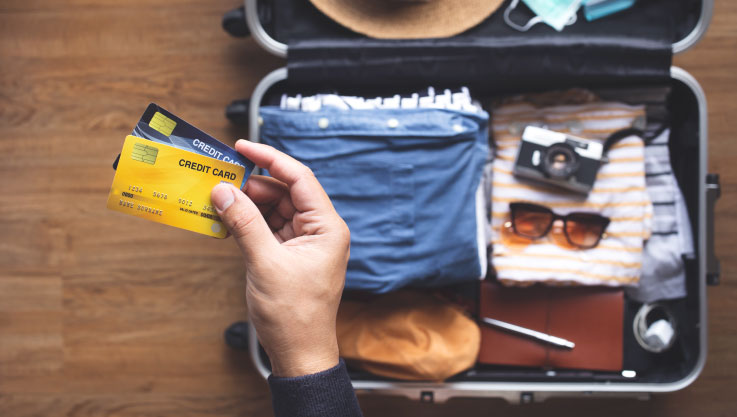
[309,0,506,39]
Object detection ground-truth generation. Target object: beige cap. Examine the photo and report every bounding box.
[309,0,505,39]
[336,291,480,381]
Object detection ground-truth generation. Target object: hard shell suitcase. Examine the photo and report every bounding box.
[224,0,721,404]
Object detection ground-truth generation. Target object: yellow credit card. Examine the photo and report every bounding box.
[107,135,245,238]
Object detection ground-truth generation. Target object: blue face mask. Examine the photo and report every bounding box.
[504,0,583,32]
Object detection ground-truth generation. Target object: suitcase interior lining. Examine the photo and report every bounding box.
[259,0,704,93]
[253,78,702,385]
[268,0,702,48]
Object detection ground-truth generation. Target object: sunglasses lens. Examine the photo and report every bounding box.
[565,213,608,248]
[511,204,554,238]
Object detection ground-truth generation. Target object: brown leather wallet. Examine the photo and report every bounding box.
[478,281,624,371]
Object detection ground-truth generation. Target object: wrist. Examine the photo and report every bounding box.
[268,340,340,378]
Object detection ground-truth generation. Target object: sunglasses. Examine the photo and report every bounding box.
[507,202,610,249]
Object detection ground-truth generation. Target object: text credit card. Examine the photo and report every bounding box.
[107,135,245,238]
[114,103,254,187]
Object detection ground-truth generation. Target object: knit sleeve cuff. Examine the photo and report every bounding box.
[268,359,363,417]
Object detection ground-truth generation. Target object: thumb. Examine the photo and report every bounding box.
[211,182,277,259]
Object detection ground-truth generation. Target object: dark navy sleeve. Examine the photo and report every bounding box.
[268,359,363,417]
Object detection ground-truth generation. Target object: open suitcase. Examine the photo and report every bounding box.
[222,0,721,404]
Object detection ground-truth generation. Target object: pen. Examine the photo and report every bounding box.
[482,317,575,350]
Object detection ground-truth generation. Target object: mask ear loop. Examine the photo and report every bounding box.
[505,0,580,32]
[504,0,543,32]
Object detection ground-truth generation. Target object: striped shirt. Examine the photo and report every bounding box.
[626,128,694,302]
[490,100,652,287]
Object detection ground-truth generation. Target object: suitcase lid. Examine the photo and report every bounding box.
[246,0,712,91]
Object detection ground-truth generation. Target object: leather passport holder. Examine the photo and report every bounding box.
[478,281,624,371]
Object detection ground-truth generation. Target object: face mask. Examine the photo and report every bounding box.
[504,0,583,32]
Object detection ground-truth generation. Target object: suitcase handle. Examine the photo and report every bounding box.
[705,173,720,285]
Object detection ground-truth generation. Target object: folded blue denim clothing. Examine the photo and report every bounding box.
[259,107,490,293]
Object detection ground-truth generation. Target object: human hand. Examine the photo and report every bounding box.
[211,140,350,377]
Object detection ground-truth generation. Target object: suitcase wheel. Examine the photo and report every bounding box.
[224,321,250,351]
[222,6,250,38]
[226,99,250,125]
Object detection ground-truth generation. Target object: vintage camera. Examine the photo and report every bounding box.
[513,126,604,194]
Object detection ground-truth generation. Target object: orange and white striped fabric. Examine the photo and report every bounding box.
[490,99,652,287]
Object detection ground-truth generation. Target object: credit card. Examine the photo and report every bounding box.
[114,103,254,187]
[107,135,245,238]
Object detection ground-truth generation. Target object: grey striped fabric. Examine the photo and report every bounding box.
[627,128,694,302]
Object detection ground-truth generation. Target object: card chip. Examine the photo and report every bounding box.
[131,143,159,165]
[149,111,177,136]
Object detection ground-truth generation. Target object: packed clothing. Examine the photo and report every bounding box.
[259,92,489,293]
[489,97,652,286]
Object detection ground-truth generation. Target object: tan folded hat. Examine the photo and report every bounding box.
[336,291,480,382]
[309,0,505,39]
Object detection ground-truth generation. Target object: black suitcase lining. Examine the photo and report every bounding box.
[262,0,703,90]
[268,0,702,47]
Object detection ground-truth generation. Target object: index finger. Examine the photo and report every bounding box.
[235,140,334,214]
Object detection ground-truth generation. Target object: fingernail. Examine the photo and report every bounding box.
[211,183,235,212]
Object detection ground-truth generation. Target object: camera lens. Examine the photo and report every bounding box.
[542,143,579,179]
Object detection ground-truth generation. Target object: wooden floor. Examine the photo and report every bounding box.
[0,1,735,416]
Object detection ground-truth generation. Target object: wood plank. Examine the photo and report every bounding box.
[0,394,274,417]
